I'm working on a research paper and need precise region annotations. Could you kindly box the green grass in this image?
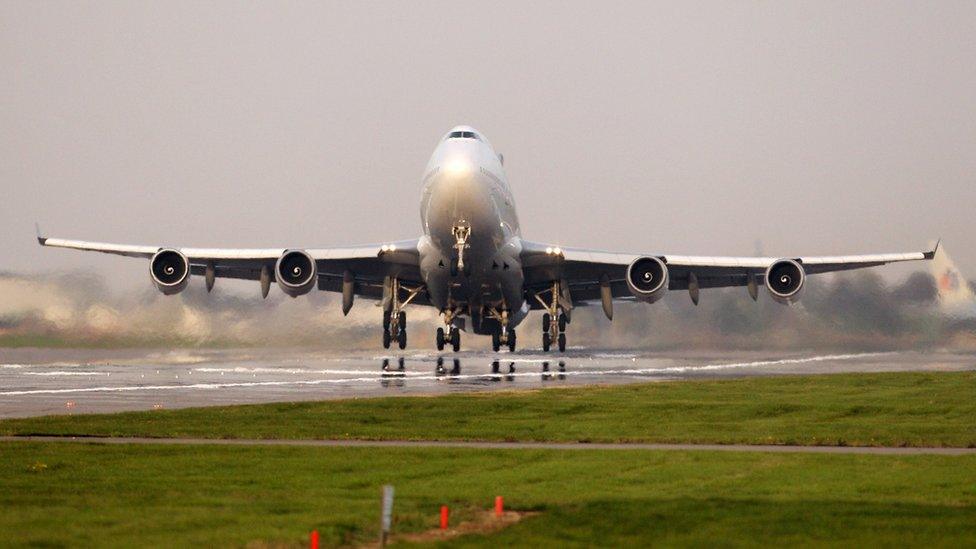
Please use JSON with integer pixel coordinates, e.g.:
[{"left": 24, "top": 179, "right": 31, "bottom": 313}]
[
  {"left": 4, "top": 372, "right": 976, "bottom": 447},
  {"left": 1, "top": 441, "right": 975, "bottom": 547}
]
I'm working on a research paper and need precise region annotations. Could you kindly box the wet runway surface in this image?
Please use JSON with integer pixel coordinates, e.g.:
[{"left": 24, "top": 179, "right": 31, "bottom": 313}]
[{"left": 1, "top": 348, "right": 973, "bottom": 418}]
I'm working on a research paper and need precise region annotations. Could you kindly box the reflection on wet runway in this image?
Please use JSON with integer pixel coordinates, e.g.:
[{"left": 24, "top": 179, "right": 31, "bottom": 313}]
[{"left": 0, "top": 349, "right": 973, "bottom": 418}]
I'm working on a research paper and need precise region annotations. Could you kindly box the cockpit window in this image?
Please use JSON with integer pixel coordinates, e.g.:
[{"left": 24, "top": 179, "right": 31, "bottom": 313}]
[{"left": 447, "top": 131, "right": 480, "bottom": 141}]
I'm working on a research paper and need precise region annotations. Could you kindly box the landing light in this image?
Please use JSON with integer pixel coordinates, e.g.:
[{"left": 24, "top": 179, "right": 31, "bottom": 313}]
[{"left": 445, "top": 157, "right": 473, "bottom": 174}]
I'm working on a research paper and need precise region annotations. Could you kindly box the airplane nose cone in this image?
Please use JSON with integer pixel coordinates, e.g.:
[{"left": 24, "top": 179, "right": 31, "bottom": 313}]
[{"left": 444, "top": 155, "right": 475, "bottom": 175}]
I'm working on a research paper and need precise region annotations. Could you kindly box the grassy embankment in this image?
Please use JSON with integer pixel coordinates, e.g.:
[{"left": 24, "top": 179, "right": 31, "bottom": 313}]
[{"left": 1, "top": 442, "right": 975, "bottom": 547}]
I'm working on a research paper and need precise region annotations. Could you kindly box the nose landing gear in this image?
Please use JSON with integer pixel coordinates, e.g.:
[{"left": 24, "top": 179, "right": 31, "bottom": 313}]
[{"left": 451, "top": 223, "right": 471, "bottom": 277}]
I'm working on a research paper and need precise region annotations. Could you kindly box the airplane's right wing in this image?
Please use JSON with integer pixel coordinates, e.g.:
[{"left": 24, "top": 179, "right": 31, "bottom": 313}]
[{"left": 38, "top": 233, "right": 427, "bottom": 307}]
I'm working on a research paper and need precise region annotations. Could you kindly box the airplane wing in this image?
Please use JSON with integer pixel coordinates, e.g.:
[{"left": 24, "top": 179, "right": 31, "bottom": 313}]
[
  {"left": 37, "top": 233, "right": 425, "bottom": 305},
  {"left": 520, "top": 239, "right": 938, "bottom": 310}
]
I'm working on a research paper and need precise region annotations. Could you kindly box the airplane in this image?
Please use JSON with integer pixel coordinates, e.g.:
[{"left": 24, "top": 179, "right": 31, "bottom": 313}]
[
  {"left": 37, "top": 125, "right": 938, "bottom": 352},
  {"left": 928, "top": 243, "right": 976, "bottom": 317}
]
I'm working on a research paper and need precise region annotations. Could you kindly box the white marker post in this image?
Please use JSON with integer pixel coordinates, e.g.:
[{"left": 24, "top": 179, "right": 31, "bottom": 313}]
[{"left": 380, "top": 485, "right": 394, "bottom": 546}]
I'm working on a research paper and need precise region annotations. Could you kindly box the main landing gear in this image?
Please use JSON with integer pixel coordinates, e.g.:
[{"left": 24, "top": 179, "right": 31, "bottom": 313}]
[
  {"left": 486, "top": 307, "right": 516, "bottom": 353},
  {"left": 435, "top": 309, "right": 461, "bottom": 352},
  {"left": 534, "top": 281, "right": 569, "bottom": 352},
  {"left": 382, "top": 277, "right": 424, "bottom": 350}
]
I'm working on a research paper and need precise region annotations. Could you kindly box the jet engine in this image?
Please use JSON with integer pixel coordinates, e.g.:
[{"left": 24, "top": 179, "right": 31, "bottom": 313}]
[
  {"left": 275, "top": 249, "right": 317, "bottom": 297},
  {"left": 765, "top": 258, "right": 805, "bottom": 304},
  {"left": 150, "top": 248, "right": 190, "bottom": 295},
  {"left": 626, "top": 256, "right": 669, "bottom": 303}
]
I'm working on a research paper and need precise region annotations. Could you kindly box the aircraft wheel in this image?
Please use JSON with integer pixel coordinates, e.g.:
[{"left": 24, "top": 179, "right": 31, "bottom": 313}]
[
  {"left": 382, "top": 329, "right": 391, "bottom": 349},
  {"left": 542, "top": 332, "right": 551, "bottom": 352},
  {"left": 507, "top": 330, "right": 516, "bottom": 352},
  {"left": 491, "top": 330, "right": 501, "bottom": 352},
  {"left": 451, "top": 328, "right": 461, "bottom": 352},
  {"left": 383, "top": 311, "right": 391, "bottom": 332},
  {"left": 397, "top": 328, "right": 407, "bottom": 350},
  {"left": 398, "top": 311, "right": 406, "bottom": 330},
  {"left": 436, "top": 328, "right": 445, "bottom": 351},
  {"left": 542, "top": 313, "right": 551, "bottom": 332},
  {"left": 558, "top": 313, "right": 567, "bottom": 332},
  {"left": 557, "top": 332, "right": 566, "bottom": 352}
]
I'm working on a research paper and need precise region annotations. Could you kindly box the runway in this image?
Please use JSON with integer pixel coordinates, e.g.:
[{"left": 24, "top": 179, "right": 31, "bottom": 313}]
[
  {"left": 1, "top": 348, "right": 973, "bottom": 418},
  {"left": 4, "top": 435, "right": 975, "bottom": 455}
]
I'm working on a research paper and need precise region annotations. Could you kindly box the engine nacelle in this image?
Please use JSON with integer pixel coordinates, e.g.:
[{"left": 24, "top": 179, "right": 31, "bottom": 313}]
[
  {"left": 626, "top": 256, "right": 669, "bottom": 303},
  {"left": 150, "top": 248, "right": 190, "bottom": 295},
  {"left": 765, "top": 258, "right": 805, "bottom": 304},
  {"left": 275, "top": 249, "right": 317, "bottom": 297}
]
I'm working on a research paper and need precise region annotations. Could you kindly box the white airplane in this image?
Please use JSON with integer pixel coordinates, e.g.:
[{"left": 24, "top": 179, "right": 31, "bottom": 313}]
[
  {"left": 928, "top": 243, "right": 976, "bottom": 317},
  {"left": 38, "top": 125, "right": 937, "bottom": 352}
]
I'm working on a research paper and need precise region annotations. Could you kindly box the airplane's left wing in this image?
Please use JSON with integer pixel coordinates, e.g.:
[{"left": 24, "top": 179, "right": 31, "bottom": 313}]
[
  {"left": 520, "top": 239, "right": 938, "bottom": 310},
  {"left": 38, "top": 233, "right": 425, "bottom": 305}
]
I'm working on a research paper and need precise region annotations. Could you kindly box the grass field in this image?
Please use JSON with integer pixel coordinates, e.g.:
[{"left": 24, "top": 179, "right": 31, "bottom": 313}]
[
  {"left": 3, "top": 371, "right": 975, "bottom": 447},
  {"left": 1, "top": 441, "right": 975, "bottom": 547}
]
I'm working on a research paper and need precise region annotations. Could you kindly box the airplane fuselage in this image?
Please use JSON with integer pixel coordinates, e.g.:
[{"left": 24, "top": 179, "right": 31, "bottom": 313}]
[{"left": 418, "top": 126, "right": 527, "bottom": 333}]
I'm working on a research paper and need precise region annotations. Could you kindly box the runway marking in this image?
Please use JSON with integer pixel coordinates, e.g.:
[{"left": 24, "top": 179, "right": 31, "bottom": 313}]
[
  {"left": 2, "top": 435, "right": 973, "bottom": 455},
  {"left": 0, "top": 353, "right": 890, "bottom": 396},
  {"left": 21, "top": 371, "right": 109, "bottom": 377}
]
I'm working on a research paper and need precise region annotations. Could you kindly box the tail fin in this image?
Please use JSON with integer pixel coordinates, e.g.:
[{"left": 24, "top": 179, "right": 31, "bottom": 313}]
[{"left": 928, "top": 242, "right": 975, "bottom": 307}]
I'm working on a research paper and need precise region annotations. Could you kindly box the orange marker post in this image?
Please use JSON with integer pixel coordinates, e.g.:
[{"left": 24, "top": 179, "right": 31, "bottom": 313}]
[
  {"left": 440, "top": 506, "right": 449, "bottom": 530},
  {"left": 495, "top": 496, "right": 504, "bottom": 517},
  {"left": 310, "top": 530, "right": 319, "bottom": 549}
]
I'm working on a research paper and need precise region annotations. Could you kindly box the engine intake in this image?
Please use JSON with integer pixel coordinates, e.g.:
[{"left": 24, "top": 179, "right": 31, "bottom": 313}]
[
  {"left": 626, "top": 256, "right": 669, "bottom": 303},
  {"left": 765, "top": 258, "right": 805, "bottom": 304},
  {"left": 150, "top": 248, "right": 190, "bottom": 295},
  {"left": 275, "top": 249, "right": 317, "bottom": 297}
]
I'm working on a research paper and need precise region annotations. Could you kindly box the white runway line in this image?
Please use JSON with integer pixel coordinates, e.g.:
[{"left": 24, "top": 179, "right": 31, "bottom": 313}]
[
  {"left": 0, "top": 353, "right": 889, "bottom": 396},
  {"left": 19, "top": 371, "right": 110, "bottom": 376}
]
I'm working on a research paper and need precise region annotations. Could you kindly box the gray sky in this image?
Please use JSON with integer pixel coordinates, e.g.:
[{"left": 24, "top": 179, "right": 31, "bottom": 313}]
[{"left": 2, "top": 1, "right": 975, "bottom": 289}]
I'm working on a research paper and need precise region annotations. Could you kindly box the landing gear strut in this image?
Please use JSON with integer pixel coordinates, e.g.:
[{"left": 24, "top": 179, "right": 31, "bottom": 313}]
[
  {"left": 535, "top": 281, "right": 569, "bottom": 352},
  {"left": 451, "top": 222, "right": 471, "bottom": 277},
  {"left": 382, "top": 277, "right": 424, "bottom": 350},
  {"left": 436, "top": 309, "right": 461, "bottom": 352},
  {"left": 486, "top": 306, "right": 516, "bottom": 352}
]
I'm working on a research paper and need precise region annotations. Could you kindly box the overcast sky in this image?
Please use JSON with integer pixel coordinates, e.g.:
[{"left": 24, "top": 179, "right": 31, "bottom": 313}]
[{"left": 2, "top": 1, "right": 974, "bottom": 289}]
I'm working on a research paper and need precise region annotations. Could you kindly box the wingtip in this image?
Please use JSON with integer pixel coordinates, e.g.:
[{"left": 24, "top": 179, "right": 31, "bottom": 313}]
[
  {"left": 923, "top": 239, "right": 941, "bottom": 260},
  {"left": 35, "top": 223, "right": 47, "bottom": 246}
]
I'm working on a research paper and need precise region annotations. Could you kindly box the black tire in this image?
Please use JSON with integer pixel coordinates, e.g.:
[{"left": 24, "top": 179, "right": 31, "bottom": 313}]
[
  {"left": 507, "top": 330, "right": 516, "bottom": 352},
  {"left": 449, "top": 258, "right": 458, "bottom": 277},
  {"left": 398, "top": 311, "right": 406, "bottom": 330},
  {"left": 383, "top": 312, "right": 391, "bottom": 332},
  {"left": 542, "top": 332, "right": 551, "bottom": 352},
  {"left": 491, "top": 331, "right": 501, "bottom": 352},
  {"left": 436, "top": 328, "right": 445, "bottom": 351},
  {"left": 558, "top": 313, "right": 567, "bottom": 332},
  {"left": 557, "top": 332, "right": 566, "bottom": 352},
  {"left": 451, "top": 328, "right": 460, "bottom": 352},
  {"left": 382, "top": 330, "right": 391, "bottom": 349},
  {"left": 398, "top": 328, "right": 407, "bottom": 350},
  {"left": 542, "top": 313, "right": 551, "bottom": 332}
]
